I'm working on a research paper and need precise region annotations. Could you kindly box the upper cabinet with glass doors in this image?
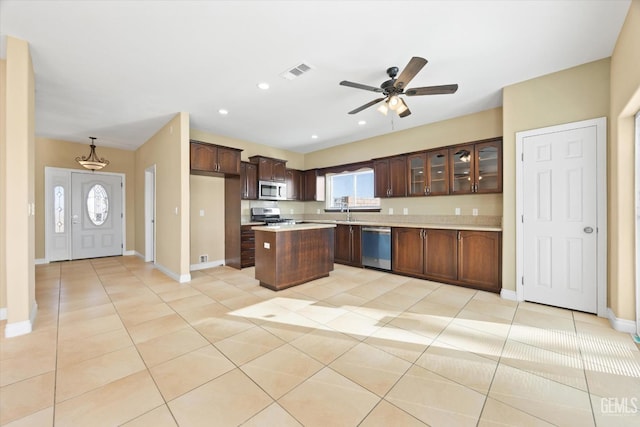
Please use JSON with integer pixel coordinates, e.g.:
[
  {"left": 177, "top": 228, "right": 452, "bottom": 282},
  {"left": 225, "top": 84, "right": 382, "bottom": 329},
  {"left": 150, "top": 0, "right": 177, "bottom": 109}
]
[
  {"left": 407, "top": 149, "right": 449, "bottom": 196},
  {"left": 450, "top": 138, "right": 502, "bottom": 194}
]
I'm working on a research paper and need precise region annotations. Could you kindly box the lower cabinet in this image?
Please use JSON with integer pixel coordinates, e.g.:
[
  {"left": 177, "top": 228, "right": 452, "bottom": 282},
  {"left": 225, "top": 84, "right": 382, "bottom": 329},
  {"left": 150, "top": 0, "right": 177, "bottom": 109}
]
[
  {"left": 240, "top": 225, "right": 256, "bottom": 268},
  {"left": 392, "top": 227, "right": 501, "bottom": 292},
  {"left": 334, "top": 224, "right": 362, "bottom": 267}
]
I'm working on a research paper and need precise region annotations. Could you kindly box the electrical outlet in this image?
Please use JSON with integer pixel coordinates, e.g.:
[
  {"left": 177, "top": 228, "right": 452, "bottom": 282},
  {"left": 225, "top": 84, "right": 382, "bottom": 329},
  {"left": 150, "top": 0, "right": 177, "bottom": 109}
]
[
  {"left": 403, "top": 208, "right": 408, "bottom": 215},
  {"left": 472, "top": 208, "right": 478, "bottom": 216},
  {"left": 200, "top": 209, "right": 205, "bottom": 217},
  {"left": 388, "top": 208, "right": 394, "bottom": 215},
  {"left": 264, "top": 242, "right": 270, "bottom": 249},
  {"left": 199, "top": 254, "right": 208, "bottom": 263},
  {"left": 316, "top": 209, "right": 320, "bottom": 214},
  {"left": 289, "top": 209, "right": 294, "bottom": 214},
  {"left": 455, "top": 208, "right": 461, "bottom": 215}
]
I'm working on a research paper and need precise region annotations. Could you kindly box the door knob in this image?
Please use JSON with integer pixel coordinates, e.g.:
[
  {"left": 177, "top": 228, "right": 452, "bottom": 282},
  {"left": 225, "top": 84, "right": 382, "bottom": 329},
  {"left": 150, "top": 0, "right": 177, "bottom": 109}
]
[{"left": 583, "top": 226, "right": 594, "bottom": 234}]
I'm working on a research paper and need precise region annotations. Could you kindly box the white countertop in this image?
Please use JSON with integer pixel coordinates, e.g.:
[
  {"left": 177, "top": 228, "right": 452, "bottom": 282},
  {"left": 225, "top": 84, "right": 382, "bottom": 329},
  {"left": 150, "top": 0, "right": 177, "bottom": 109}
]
[
  {"left": 304, "top": 219, "right": 502, "bottom": 232},
  {"left": 252, "top": 223, "right": 337, "bottom": 232}
]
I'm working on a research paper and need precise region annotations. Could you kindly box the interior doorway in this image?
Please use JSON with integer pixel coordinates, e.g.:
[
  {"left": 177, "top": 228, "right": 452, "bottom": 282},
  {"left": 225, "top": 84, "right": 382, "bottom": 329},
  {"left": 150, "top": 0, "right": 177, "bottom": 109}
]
[
  {"left": 45, "top": 167, "right": 124, "bottom": 261},
  {"left": 516, "top": 117, "right": 607, "bottom": 316}
]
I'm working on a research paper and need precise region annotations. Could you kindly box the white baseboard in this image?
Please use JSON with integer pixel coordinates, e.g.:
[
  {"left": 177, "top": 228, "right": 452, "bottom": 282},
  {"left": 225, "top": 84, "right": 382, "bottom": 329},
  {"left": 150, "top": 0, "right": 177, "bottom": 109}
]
[
  {"left": 134, "top": 251, "right": 145, "bottom": 259},
  {"left": 4, "top": 301, "right": 37, "bottom": 338},
  {"left": 0, "top": 307, "right": 6, "bottom": 321},
  {"left": 500, "top": 289, "right": 518, "bottom": 301},
  {"left": 154, "top": 262, "right": 191, "bottom": 284},
  {"left": 123, "top": 250, "right": 135, "bottom": 256},
  {"left": 607, "top": 308, "right": 637, "bottom": 334},
  {"left": 34, "top": 258, "right": 48, "bottom": 265},
  {"left": 190, "top": 259, "right": 225, "bottom": 271}
]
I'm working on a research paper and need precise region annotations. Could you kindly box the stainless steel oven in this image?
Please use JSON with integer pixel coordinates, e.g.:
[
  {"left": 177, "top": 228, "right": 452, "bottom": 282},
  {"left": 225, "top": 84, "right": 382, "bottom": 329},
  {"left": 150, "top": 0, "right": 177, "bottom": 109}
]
[
  {"left": 361, "top": 226, "right": 391, "bottom": 270},
  {"left": 258, "top": 181, "right": 287, "bottom": 200}
]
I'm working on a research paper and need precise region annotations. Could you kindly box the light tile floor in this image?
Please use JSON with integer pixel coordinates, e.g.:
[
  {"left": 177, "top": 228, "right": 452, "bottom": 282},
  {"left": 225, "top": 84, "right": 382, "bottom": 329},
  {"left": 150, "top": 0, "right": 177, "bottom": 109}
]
[{"left": 1, "top": 256, "right": 639, "bottom": 426}]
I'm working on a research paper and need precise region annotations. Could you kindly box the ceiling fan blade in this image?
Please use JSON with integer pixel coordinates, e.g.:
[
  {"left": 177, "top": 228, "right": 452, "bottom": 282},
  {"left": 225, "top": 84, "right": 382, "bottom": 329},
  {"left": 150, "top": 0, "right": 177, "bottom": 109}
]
[
  {"left": 405, "top": 84, "right": 459, "bottom": 96},
  {"left": 398, "top": 98, "right": 411, "bottom": 118},
  {"left": 399, "top": 107, "right": 412, "bottom": 118},
  {"left": 348, "top": 97, "right": 386, "bottom": 114},
  {"left": 394, "top": 57, "right": 428, "bottom": 90},
  {"left": 340, "top": 80, "right": 384, "bottom": 93}
]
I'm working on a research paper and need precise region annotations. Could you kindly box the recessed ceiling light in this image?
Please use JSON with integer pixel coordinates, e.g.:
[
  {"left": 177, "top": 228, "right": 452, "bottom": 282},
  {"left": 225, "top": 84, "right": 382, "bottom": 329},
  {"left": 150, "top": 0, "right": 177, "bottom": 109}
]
[
  {"left": 311, "top": 134, "right": 318, "bottom": 139},
  {"left": 218, "top": 109, "right": 229, "bottom": 115},
  {"left": 257, "top": 82, "right": 270, "bottom": 90},
  {"left": 358, "top": 120, "right": 367, "bottom": 126}
]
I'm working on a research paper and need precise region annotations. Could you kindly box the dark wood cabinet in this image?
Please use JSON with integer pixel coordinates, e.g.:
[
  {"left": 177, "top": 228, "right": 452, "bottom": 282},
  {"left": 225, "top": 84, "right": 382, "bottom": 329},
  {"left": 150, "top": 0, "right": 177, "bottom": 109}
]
[
  {"left": 249, "top": 155, "right": 287, "bottom": 182},
  {"left": 240, "top": 162, "right": 258, "bottom": 200},
  {"left": 458, "top": 230, "right": 501, "bottom": 291},
  {"left": 334, "top": 224, "right": 362, "bottom": 267},
  {"left": 407, "top": 149, "right": 449, "bottom": 196},
  {"left": 425, "top": 229, "right": 458, "bottom": 281},
  {"left": 392, "top": 227, "right": 425, "bottom": 275},
  {"left": 392, "top": 228, "right": 457, "bottom": 280},
  {"left": 374, "top": 155, "right": 406, "bottom": 198},
  {"left": 303, "top": 169, "right": 324, "bottom": 201},
  {"left": 285, "top": 168, "right": 303, "bottom": 200},
  {"left": 392, "top": 227, "right": 500, "bottom": 292},
  {"left": 450, "top": 137, "right": 502, "bottom": 195},
  {"left": 240, "top": 225, "right": 256, "bottom": 268},
  {"left": 190, "top": 141, "right": 241, "bottom": 175}
]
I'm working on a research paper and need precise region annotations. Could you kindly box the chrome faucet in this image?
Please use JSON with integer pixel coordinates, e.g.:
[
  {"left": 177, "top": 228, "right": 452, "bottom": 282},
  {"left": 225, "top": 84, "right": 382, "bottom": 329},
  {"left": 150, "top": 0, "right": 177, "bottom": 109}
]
[{"left": 341, "top": 196, "right": 351, "bottom": 222}]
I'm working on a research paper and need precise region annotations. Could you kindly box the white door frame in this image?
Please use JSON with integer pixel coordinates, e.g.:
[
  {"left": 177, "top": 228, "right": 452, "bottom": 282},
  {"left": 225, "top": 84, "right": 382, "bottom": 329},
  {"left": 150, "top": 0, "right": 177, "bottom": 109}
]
[
  {"left": 144, "top": 165, "right": 156, "bottom": 263},
  {"left": 634, "top": 110, "right": 640, "bottom": 338},
  {"left": 44, "top": 167, "right": 127, "bottom": 262},
  {"left": 515, "top": 117, "right": 607, "bottom": 317}
]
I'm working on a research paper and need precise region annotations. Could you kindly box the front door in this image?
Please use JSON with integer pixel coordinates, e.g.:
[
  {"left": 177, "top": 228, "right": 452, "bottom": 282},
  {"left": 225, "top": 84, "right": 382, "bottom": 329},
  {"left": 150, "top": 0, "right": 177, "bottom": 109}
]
[
  {"left": 45, "top": 168, "right": 123, "bottom": 261},
  {"left": 522, "top": 124, "right": 598, "bottom": 313},
  {"left": 71, "top": 172, "right": 123, "bottom": 259}
]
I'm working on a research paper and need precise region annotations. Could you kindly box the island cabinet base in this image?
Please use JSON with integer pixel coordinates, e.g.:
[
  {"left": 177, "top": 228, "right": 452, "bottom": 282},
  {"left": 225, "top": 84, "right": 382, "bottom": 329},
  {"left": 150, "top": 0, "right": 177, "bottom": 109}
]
[{"left": 255, "top": 227, "right": 335, "bottom": 291}]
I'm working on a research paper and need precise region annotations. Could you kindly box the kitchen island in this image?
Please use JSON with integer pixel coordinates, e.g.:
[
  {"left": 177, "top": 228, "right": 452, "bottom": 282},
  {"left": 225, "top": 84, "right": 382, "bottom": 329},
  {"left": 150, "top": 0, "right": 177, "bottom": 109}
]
[{"left": 252, "top": 223, "right": 336, "bottom": 291}]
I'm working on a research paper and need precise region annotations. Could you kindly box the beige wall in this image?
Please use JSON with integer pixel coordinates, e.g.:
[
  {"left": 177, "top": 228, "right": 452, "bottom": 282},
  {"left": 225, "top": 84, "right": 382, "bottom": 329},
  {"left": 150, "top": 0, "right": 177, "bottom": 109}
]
[
  {"left": 135, "top": 113, "right": 190, "bottom": 279},
  {"left": 609, "top": 0, "right": 640, "bottom": 321},
  {"left": 502, "top": 59, "right": 611, "bottom": 293},
  {"left": 190, "top": 175, "right": 225, "bottom": 265},
  {"left": 1, "top": 59, "right": 6, "bottom": 311},
  {"left": 3, "top": 36, "right": 36, "bottom": 328},
  {"left": 34, "top": 138, "right": 136, "bottom": 259}
]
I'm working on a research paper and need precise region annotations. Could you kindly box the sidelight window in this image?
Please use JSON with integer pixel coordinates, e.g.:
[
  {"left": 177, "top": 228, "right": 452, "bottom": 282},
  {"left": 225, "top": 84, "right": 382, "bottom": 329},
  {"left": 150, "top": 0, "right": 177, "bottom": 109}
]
[{"left": 54, "top": 185, "right": 64, "bottom": 233}]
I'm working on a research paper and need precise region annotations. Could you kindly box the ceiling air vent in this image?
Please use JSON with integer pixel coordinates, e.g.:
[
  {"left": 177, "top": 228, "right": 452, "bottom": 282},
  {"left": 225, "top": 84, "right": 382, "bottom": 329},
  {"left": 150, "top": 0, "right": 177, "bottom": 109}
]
[{"left": 280, "top": 62, "right": 314, "bottom": 80}]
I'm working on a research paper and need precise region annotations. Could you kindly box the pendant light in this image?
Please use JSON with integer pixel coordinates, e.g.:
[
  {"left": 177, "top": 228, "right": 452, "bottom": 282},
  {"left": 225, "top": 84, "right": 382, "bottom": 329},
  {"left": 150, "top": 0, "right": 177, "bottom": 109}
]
[{"left": 76, "top": 137, "right": 109, "bottom": 171}]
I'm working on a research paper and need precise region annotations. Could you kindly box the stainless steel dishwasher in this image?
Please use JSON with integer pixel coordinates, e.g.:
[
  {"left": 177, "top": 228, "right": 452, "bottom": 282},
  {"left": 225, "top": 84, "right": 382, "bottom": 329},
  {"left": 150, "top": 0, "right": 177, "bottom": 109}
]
[{"left": 361, "top": 226, "right": 391, "bottom": 270}]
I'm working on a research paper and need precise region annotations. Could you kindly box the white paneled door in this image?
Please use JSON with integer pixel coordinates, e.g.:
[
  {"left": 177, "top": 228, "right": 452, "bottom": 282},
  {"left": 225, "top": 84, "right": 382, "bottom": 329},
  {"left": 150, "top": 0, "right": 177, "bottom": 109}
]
[
  {"left": 45, "top": 168, "right": 123, "bottom": 261},
  {"left": 522, "top": 125, "right": 598, "bottom": 313}
]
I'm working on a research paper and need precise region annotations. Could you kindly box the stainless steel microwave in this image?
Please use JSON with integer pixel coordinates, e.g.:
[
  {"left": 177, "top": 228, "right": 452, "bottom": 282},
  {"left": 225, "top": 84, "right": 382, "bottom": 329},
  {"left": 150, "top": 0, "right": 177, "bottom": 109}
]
[{"left": 258, "top": 180, "right": 287, "bottom": 200}]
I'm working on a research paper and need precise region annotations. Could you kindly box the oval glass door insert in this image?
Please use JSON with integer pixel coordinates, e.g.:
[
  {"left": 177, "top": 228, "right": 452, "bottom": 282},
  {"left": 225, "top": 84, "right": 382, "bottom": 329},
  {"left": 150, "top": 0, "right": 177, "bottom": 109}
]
[{"left": 87, "top": 184, "right": 109, "bottom": 225}]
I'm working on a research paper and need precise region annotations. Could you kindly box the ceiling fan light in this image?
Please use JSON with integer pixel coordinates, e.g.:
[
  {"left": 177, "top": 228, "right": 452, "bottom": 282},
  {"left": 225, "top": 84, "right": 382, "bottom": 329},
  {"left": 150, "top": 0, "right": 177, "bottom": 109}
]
[
  {"left": 388, "top": 95, "right": 400, "bottom": 110},
  {"left": 377, "top": 103, "right": 389, "bottom": 116}
]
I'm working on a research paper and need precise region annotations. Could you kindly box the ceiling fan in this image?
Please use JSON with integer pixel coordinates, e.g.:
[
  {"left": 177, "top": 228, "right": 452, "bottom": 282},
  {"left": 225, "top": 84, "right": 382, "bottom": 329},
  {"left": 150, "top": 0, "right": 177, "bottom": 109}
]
[{"left": 339, "top": 56, "right": 458, "bottom": 118}]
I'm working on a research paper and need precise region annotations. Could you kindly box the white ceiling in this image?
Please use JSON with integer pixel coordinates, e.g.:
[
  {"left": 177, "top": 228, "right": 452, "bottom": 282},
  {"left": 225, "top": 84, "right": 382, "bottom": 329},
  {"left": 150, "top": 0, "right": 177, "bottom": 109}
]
[{"left": 0, "top": 0, "right": 631, "bottom": 153}]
